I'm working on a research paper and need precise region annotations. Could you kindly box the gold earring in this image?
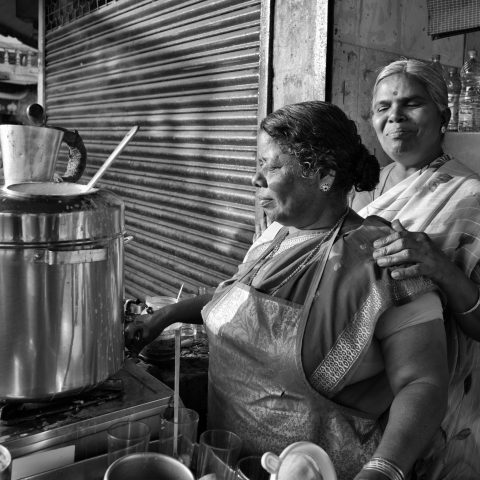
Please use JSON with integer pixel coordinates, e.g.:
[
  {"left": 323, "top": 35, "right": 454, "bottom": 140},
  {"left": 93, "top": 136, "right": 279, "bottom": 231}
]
[
  {"left": 320, "top": 183, "right": 331, "bottom": 192},
  {"left": 441, "top": 125, "right": 446, "bottom": 134}
]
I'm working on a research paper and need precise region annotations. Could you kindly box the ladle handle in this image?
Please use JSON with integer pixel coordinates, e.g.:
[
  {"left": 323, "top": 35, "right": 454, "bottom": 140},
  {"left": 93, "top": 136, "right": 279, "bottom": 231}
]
[{"left": 85, "top": 125, "right": 139, "bottom": 191}]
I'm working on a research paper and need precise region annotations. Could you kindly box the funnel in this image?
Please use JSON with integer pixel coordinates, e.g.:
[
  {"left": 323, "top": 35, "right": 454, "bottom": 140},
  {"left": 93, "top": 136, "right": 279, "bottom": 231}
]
[{"left": 0, "top": 124, "right": 64, "bottom": 187}]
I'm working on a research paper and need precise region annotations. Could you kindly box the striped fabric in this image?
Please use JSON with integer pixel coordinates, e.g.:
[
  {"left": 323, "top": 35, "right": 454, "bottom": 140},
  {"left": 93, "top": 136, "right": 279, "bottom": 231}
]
[{"left": 359, "top": 155, "right": 480, "bottom": 280}]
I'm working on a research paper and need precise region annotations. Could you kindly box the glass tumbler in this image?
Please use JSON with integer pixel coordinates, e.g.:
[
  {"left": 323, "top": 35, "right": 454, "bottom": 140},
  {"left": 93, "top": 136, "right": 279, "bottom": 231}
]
[
  {"left": 158, "top": 407, "right": 199, "bottom": 467},
  {"left": 107, "top": 420, "right": 150, "bottom": 466}
]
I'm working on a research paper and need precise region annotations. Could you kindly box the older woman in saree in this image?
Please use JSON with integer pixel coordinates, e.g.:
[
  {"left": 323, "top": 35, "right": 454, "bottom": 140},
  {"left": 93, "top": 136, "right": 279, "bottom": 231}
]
[
  {"left": 351, "top": 59, "right": 480, "bottom": 479},
  {"left": 129, "top": 101, "right": 448, "bottom": 480}
]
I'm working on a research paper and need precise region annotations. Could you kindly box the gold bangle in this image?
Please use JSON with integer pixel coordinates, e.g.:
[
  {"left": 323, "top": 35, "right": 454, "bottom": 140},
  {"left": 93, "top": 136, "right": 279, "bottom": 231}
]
[
  {"left": 454, "top": 287, "right": 480, "bottom": 316},
  {"left": 363, "top": 457, "right": 405, "bottom": 480}
]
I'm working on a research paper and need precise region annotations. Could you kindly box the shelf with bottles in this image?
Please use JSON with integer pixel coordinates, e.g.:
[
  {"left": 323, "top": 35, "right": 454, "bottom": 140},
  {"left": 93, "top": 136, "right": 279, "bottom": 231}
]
[{"left": 433, "top": 51, "right": 480, "bottom": 133}]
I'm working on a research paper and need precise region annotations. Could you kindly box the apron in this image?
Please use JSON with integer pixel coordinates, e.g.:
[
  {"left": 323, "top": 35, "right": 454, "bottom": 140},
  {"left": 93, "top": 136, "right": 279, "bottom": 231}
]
[{"left": 201, "top": 221, "right": 383, "bottom": 480}]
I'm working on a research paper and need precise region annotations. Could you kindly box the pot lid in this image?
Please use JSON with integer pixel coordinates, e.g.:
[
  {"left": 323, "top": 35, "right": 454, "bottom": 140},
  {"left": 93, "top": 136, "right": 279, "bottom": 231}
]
[
  {"left": 3, "top": 182, "right": 96, "bottom": 197},
  {"left": 0, "top": 182, "right": 124, "bottom": 245}
]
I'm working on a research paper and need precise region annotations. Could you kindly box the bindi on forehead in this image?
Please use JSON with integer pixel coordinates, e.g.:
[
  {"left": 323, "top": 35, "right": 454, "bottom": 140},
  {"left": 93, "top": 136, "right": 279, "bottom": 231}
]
[{"left": 392, "top": 90, "right": 399, "bottom": 96}]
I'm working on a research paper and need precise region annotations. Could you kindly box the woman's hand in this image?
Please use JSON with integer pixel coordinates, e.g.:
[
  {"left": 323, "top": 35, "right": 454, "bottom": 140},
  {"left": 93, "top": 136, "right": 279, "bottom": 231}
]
[
  {"left": 125, "top": 294, "right": 212, "bottom": 354},
  {"left": 124, "top": 309, "right": 168, "bottom": 354},
  {"left": 372, "top": 219, "right": 449, "bottom": 284}
]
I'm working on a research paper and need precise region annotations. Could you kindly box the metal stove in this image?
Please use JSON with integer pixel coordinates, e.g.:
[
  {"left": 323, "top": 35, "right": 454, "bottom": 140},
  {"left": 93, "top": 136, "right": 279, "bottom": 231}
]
[{"left": 0, "top": 359, "right": 173, "bottom": 464}]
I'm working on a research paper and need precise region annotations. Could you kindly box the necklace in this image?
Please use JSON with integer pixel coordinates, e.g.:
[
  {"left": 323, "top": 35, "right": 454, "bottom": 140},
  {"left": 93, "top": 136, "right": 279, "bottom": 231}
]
[{"left": 248, "top": 208, "right": 350, "bottom": 295}]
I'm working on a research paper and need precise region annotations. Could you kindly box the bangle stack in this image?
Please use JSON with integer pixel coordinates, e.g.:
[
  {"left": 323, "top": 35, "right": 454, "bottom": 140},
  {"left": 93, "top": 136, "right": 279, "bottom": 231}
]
[
  {"left": 454, "top": 286, "right": 480, "bottom": 316},
  {"left": 362, "top": 457, "right": 405, "bottom": 480}
]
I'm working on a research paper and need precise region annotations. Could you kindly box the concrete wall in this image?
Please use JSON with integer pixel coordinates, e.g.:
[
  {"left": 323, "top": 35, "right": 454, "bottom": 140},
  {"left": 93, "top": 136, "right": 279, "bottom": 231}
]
[
  {"left": 271, "top": 0, "right": 329, "bottom": 109},
  {"left": 269, "top": 0, "right": 474, "bottom": 166}
]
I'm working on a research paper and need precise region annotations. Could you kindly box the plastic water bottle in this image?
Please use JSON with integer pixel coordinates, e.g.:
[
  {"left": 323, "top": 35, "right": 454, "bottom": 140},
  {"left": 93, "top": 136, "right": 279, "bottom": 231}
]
[
  {"left": 431, "top": 54, "right": 447, "bottom": 82},
  {"left": 459, "top": 50, "right": 480, "bottom": 132},
  {"left": 446, "top": 66, "right": 461, "bottom": 132}
]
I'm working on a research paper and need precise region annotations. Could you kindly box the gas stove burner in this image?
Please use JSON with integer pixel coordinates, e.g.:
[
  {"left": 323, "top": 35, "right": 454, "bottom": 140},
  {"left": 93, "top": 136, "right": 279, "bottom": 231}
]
[{"left": 0, "top": 378, "right": 124, "bottom": 426}]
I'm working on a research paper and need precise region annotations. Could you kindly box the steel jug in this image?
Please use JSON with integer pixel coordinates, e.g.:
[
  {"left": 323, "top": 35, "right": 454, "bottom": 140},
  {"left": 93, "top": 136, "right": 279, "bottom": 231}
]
[
  {"left": 0, "top": 124, "right": 64, "bottom": 186},
  {"left": 0, "top": 104, "right": 87, "bottom": 186}
]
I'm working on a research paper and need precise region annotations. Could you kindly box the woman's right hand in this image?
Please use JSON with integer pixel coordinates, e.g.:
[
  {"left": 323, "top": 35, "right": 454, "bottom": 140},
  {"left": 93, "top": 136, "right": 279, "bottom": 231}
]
[
  {"left": 371, "top": 219, "right": 448, "bottom": 284},
  {"left": 125, "top": 293, "right": 212, "bottom": 354},
  {"left": 124, "top": 308, "right": 170, "bottom": 354}
]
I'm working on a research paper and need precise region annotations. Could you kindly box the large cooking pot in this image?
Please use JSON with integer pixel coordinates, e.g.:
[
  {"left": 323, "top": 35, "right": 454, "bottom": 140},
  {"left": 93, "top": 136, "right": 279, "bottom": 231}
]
[{"left": 0, "top": 182, "right": 125, "bottom": 401}]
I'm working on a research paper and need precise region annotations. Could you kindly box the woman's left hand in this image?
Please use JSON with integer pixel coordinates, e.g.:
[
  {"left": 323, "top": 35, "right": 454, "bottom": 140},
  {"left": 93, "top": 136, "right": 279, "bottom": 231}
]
[{"left": 372, "top": 219, "right": 449, "bottom": 284}]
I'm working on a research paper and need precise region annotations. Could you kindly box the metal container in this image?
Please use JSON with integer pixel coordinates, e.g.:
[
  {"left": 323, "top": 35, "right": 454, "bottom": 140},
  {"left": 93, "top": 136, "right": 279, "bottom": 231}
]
[
  {"left": 103, "top": 453, "right": 195, "bottom": 480},
  {"left": 0, "top": 125, "right": 64, "bottom": 186},
  {"left": 0, "top": 182, "right": 125, "bottom": 400}
]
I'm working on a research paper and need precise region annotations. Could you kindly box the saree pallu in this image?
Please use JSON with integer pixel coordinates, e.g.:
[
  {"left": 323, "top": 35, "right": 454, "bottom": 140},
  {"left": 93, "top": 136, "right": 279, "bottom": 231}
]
[
  {"left": 202, "top": 216, "right": 436, "bottom": 480},
  {"left": 357, "top": 156, "right": 480, "bottom": 479}
]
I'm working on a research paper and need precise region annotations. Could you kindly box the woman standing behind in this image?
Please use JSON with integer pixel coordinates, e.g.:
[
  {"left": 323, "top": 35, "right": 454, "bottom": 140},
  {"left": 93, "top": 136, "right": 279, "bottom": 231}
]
[{"left": 352, "top": 58, "right": 480, "bottom": 478}]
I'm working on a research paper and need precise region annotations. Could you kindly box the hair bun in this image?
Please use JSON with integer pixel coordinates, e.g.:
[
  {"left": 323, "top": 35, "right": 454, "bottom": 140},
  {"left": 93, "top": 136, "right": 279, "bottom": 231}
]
[{"left": 353, "top": 145, "right": 380, "bottom": 192}]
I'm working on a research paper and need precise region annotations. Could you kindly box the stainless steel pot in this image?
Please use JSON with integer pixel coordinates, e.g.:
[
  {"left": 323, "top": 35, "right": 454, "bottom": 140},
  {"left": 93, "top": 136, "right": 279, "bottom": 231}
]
[{"left": 0, "top": 182, "right": 125, "bottom": 401}]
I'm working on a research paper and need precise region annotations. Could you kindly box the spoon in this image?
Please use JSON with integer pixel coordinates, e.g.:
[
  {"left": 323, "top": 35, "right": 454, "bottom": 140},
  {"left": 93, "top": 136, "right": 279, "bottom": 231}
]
[{"left": 84, "top": 125, "right": 139, "bottom": 192}]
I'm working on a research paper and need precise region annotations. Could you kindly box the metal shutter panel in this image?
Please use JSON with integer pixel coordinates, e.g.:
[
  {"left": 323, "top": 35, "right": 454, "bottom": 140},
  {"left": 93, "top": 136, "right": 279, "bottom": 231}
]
[{"left": 45, "top": 0, "right": 263, "bottom": 299}]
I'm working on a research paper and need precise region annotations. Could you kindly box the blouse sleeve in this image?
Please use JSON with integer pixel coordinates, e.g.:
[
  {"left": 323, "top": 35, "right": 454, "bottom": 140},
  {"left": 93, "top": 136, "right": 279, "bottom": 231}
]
[{"left": 375, "top": 291, "right": 444, "bottom": 339}]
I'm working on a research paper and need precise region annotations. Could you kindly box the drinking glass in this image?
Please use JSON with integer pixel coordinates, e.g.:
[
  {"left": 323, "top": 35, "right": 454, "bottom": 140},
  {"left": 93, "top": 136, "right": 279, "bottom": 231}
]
[
  {"left": 235, "top": 456, "right": 270, "bottom": 480},
  {"left": 107, "top": 420, "right": 150, "bottom": 466},
  {"left": 197, "top": 429, "right": 242, "bottom": 478},
  {"left": 158, "top": 407, "right": 199, "bottom": 467},
  {"left": 197, "top": 444, "right": 237, "bottom": 480}
]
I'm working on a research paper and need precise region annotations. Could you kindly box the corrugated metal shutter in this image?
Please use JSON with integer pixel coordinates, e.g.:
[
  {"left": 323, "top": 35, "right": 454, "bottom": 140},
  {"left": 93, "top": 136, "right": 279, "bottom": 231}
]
[{"left": 44, "top": 0, "right": 264, "bottom": 299}]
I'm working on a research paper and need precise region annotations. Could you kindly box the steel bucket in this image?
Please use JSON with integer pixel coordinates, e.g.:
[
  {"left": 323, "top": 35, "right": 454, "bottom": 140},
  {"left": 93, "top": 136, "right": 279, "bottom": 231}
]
[{"left": 0, "top": 124, "right": 64, "bottom": 186}]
